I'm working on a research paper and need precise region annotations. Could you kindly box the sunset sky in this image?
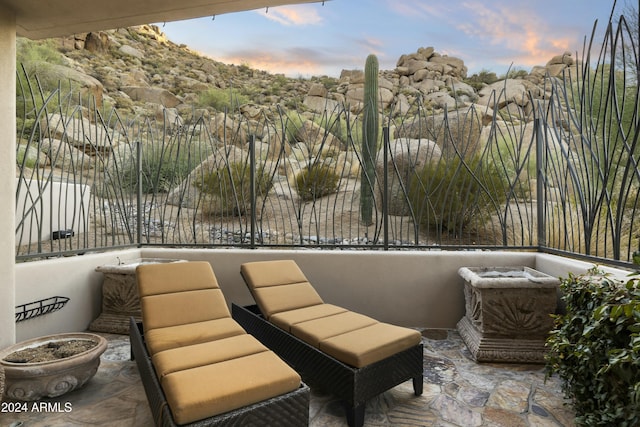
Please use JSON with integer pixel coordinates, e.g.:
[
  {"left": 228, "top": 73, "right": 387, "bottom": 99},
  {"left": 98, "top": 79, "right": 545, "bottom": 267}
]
[{"left": 158, "top": 0, "right": 619, "bottom": 78}]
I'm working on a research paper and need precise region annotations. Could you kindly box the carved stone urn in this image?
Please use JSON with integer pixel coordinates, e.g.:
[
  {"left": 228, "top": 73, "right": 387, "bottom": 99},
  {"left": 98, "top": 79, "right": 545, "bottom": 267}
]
[
  {"left": 456, "top": 266, "right": 560, "bottom": 363},
  {"left": 0, "top": 332, "right": 108, "bottom": 401},
  {"left": 90, "top": 258, "right": 184, "bottom": 334}
]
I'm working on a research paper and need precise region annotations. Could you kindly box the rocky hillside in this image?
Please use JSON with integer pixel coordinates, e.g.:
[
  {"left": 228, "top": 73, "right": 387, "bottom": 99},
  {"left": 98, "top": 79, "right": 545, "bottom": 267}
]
[
  {"left": 19, "top": 24, "right": 576, "bottom": 128},
  {"left": 15, "top": 25, "right": 584, "bottom": 248}
]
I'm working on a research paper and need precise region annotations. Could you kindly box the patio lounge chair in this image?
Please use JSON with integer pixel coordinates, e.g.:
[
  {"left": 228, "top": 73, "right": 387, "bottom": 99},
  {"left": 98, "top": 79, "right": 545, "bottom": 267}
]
[
  {"left": 232, "top": 259, "right": 423, "bottom": 427},
  {"left": 129, "top": 261, "right": 310, "bottom": 426}
]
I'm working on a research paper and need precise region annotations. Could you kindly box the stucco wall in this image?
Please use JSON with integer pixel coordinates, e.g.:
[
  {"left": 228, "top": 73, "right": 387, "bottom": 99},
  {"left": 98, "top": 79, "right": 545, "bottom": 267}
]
[
  {"left": 14, "top": 249, "right": 141, "bottom": 341},
  {"left": 0, "top": 6, "right": 16, "bottom": 348},
  {"left": 13, "top": 248, "right": 634, "bottom": 342}
]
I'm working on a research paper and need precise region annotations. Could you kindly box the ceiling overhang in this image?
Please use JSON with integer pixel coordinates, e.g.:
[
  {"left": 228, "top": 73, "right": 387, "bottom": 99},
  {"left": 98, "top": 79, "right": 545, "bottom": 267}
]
[{"left": 1, "top": 0, "right": 326, "bottom": 39}]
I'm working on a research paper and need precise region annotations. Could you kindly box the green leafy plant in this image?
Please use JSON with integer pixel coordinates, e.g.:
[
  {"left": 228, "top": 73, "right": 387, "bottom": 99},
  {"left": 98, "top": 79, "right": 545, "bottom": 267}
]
[
  {"left": 407, "top": 154, "right": 508, "bottom": 233},
  {"left": 295, "top": 164, "right": 340, "bottom": 201},
  {"left": 546, "top": 267, "right": 640, "bottom": 427},
  {"left": 197, "top": 87, "right": 249, "bottom": 111},
  {"left": 195, "top": 162, "right": 273, "bottom": 215},
  {"left": 117, "top": 141, "right": 206, "bottom": 194},
  {"left": 284, "top": 112, "right": 305, "bottom": 144},
  {"left": 463, "top": 69, "right": 499, "bottom": 91}
]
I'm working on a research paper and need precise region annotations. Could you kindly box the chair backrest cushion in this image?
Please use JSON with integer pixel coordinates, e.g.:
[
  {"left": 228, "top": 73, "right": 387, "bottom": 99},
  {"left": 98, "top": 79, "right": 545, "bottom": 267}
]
[
  {"left": 240, "top": 260, "right": 324, "bottom": 319},
  {"left": 136, "top": 261, "right": 231, "bottom": 330}
]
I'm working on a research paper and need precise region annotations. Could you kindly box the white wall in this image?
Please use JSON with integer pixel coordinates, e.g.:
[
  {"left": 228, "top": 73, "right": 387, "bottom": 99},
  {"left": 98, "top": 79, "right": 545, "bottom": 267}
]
[
  {"left": 13, "top": 248, "right": 634, "bottom": 341},
  {"left": 141, "top": 248, "right": 539, "bottom": 327},
  {"left": 0, "top": 6, "right": 17, "bottom": 348},
  {"left": 14, "top": 249, "right": 141, "bottom": 341},
  {"left": 15, "top": 178, "right": 91, "bottom": 243}
]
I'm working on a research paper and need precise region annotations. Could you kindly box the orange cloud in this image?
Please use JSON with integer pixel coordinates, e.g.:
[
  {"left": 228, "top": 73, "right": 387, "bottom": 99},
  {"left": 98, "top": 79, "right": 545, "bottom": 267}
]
[
  {"left": 390, "top": 0, "right": 577, "bottom": 69},
  {"left": 255, "top": 5, "right": 323, "bottom": 26},
  {"left": 220, "top": 53, "right": 326, "bottom": 77},
  {"left": 458, "top": 2, "right": 573, "bottom": 67}
]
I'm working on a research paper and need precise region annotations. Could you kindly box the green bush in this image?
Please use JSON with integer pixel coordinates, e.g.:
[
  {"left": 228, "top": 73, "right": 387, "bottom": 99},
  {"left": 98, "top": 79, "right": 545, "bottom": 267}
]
[
  {"left": 295, "top": 164, "right": 340, "bottom": 201},
  {"left": 407, "top": 155, "right": 508, "bottom": 232},
  {"left": 16, "top": 143, "right": 40, "bottom": 169},
  {"left": 463, "top": 69, "right": 499, "bottom": 91},
  {"left": 546, "top": 267, "right": 640, "bottom": 427},
  {"left": 197, "top": 87, "right": 249, "bottom": 111},
  {"left": 195, "top": 162, "right": 273, "bottom": 215}
]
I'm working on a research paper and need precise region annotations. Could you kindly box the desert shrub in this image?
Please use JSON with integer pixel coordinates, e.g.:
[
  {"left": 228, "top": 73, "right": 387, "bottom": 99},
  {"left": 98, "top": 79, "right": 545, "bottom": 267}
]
[
  {"left": 502, "top": 68, "right": 528, "bottom": 79},
  {"left": 16, "top": 143, "right": 40, "bottom": 169},
  {"left": 284, "top": 113, "right": 304, "bottom": 143},
  {"left": 17, "top": 38, "right": 63, "bottom": 65},
  {"left": 463, "top": 69, "right": 499, "bottom": 91},
  {"left": 197, "top": 87, "right": 249, "bottom": 112},
  {"left": 118, "top": 142, "right": 204, "bottom": 194},
  {"left": 407, "top": 154, "right": 508, "bottom": 233},
  {"left": 195, "top": 162, "right": 273, "bottom": 215},
  {"left": 295, "top": 164, "right": 340, "bottom": 201},
  {"left": 546, "top": 268, "right": 640, "bottom": 427}
]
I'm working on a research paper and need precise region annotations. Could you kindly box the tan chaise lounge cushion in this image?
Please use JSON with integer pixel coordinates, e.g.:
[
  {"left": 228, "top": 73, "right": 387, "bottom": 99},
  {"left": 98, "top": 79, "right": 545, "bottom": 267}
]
[
  {"left": 320, "top": 323, "right": 423, "bottom": 368},
  {"left": 240, "top": 260, "right": 422, "bottom": 368},
  {"left": 151, "top": 333, "right": 267, "bottom": 378},
  {"left": 137, "top": 261, "right": 236, "bottom": 355},
  {"left": 136, "top": 261, "right": 302, "bottom": 425},
  {"left": 161, "top": 350, "right": 301, "bottom": 425}
]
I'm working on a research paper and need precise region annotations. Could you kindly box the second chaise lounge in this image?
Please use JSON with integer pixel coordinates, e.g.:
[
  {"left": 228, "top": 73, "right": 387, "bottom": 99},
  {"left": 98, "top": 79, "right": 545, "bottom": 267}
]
[{"left": 232, "top": 259, "right": 424, "bottom": 427}]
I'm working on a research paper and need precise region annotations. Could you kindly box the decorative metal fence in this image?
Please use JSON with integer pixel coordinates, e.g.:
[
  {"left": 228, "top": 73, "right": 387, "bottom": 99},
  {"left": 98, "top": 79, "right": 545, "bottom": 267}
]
[{"left": 15, "top": 20, "right": 639, "bottom": 266}]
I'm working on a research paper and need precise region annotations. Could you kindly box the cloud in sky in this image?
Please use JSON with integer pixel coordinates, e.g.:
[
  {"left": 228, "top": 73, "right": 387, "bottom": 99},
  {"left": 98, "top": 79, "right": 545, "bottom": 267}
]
[
  {"left": 255, "top": 5, "right": 323, "bottom": 26},
  {"left": 161, "top": 0, "right": 615, "bottom": 78},
  {"left": 390, "top": 0, "right": 588, "bottom": 69}
]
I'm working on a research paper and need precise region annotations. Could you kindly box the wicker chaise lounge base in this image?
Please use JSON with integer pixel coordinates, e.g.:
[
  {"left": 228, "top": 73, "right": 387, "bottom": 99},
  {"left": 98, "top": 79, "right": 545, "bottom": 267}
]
[
  {"left": 130, "top": 318, "right": 310, "bottom": 427},
  {"left": 234, "top": 260, "right": 424, "bottom": 427},
  {"left": 232, "top": 305, "right": 423, "bottom": 427}
]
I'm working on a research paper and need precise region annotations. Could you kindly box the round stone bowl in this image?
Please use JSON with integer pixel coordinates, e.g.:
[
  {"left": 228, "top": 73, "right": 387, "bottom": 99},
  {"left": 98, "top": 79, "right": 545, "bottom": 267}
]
[{"left": 0, "top": 332, "right": 108, "bottom": 401}]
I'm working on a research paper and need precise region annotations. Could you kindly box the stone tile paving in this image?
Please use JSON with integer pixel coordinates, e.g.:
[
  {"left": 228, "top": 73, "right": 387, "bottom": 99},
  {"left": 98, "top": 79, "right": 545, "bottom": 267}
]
[{"left": 0, "top": 330, "right": 575, "bottom": 426}]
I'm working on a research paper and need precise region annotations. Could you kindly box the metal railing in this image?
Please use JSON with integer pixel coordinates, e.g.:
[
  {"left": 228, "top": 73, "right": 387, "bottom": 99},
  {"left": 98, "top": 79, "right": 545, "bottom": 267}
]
[{"left": 14, "top": 19, "right": 639, "bottom": 266}]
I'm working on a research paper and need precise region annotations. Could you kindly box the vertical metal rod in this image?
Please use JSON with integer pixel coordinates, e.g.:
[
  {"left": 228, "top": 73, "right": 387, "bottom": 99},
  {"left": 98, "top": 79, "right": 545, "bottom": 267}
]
[
  {"left": 535, "top": 117, "right": 546, "bottom": 248},
  {"left": 249, "top": 135, "right": 256, "bottom": 248},
  {"left": 136, "top": 140, "right": 143, "bottom": 247},
  {"left": 383, "top": 126, "right": 389, "bottom": 250}
]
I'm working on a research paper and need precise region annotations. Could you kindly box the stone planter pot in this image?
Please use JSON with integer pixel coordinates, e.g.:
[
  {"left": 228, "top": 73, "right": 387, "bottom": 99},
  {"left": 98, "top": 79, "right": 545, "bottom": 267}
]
[
  {"left": 456, "top": 266, "right": 560, "bottom": 363},
  {"left": 0, "top": 332, "right": 108, "bottom": 401},
  {"left": 90, "top": 258, "right": 184, "bottom": 334}
]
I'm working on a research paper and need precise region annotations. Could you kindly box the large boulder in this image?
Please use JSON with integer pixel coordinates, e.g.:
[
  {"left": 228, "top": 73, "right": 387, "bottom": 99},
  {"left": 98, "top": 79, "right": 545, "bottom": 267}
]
[
  {"left": 35, "top": 64, "right": 104, "bottom": 107},
  {"left": 394, "top": 106, "right": 486, "bottom": 160},
  {"left": 40, "top": 138, "right": 94, "bottom": 171},
  {"left": 210, "top": 112, "right": 248, "bottom": 147},
  {"left": 41, "top": 113, "right": 126, "bottom": 155},
  {"left": 121, "top": 86, "right": 181, "bottom": 108},
  {"left": 477, "top": 79, "right": 528, "bottom": 109}
]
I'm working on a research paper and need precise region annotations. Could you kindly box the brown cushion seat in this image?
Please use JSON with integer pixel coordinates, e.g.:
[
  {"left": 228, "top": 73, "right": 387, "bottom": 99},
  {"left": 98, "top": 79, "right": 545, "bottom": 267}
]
[
  {"left": 145, "top": 317, "right": 246, "bottom": 355},
  {"left": 270, "top": 303, "right": 347, "bottom": 332},
  {"left": 240, "top": 260, "right": 422, "bottom": 368},
  {"left": 290, "top": 311, "right": 377, "bottom": 347},
  {"left": 319, "top": 323, "right": 422, "bottom": 368},
  {"left": 152, "top": 334, "right": 269, "bottom": 379},
  {"left": 161, "top": 351, "right": 302, "bottom": 425}
]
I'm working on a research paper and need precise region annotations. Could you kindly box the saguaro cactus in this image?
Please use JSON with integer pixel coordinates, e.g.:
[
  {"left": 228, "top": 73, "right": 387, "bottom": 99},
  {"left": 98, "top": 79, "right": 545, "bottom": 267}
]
[{"left": 360, "top": 54, "right": 379, "bottom": 226}]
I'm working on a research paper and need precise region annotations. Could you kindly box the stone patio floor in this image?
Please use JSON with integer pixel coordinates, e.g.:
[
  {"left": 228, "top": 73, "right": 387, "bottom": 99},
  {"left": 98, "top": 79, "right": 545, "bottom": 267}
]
[{"left": 0, "top": 329, "right": 575, "bottom": 427}]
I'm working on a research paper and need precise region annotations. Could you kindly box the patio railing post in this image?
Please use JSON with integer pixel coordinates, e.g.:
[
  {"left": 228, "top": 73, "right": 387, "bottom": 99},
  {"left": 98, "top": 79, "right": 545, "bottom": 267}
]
[
  {"left": 136, "top": 139, "right": 142, "bottom": 247},
  {"left": 383, "top": 126, "right": 389, "bottom": 250},
  {"left": 535, "top": 116, "right": 546, "bottom": 249},
  {"left": 249, "top": 135, "right": 256, "bottom": 249}
]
